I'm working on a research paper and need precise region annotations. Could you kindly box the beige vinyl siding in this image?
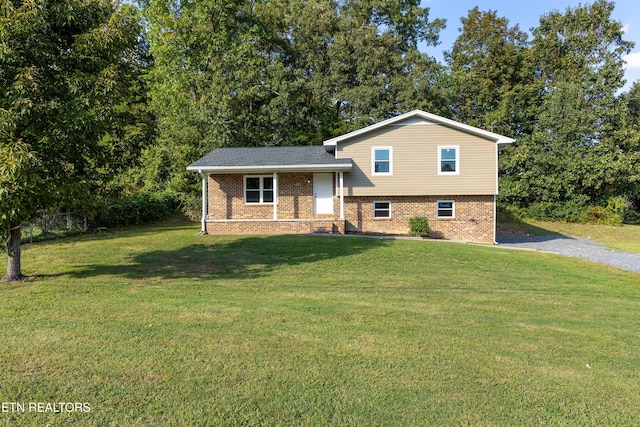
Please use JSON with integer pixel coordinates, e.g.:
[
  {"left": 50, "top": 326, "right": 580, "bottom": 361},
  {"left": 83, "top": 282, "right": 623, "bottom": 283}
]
[{"left": 337, "top": 122, "right": 498, "bottom": 196}]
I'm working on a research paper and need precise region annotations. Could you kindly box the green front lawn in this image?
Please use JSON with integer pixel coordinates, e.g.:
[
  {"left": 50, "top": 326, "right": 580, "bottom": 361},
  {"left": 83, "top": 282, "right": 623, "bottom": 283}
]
[{"left": 1, "top": 220, "right": 639, "bottom": 425}]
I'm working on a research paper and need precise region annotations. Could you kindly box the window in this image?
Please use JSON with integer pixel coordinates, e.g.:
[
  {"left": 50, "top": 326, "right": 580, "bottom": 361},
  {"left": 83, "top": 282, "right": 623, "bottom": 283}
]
[
  {"left": 437, "top": 200, "right": 454, "bottom": 218},
  {"left": 372, "top": 147, "right": 392, "bottom": 175},
  {"left": 373, "top": 201, "right": 391, "bottom": 218},
  {"left": 245, "top": 176, "right": 274, "bottom": 204},
  {"left": 438, "top": 146, "right": 459, "bottom": 174}
]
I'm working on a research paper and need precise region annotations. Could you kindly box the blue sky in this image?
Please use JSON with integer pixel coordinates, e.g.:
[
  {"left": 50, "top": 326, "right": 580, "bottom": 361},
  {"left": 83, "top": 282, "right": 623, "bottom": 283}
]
[{"left": 421, "top": 0, "right": 640, "bottom": 91}]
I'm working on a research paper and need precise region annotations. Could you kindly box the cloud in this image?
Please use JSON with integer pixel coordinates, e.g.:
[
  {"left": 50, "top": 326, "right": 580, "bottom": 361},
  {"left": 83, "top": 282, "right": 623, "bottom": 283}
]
[
  {"left": 623, "top": 52, "right": 640, "bottom": 70},
  {"left": 621, "top": 23, "right": 631, "bottom": 34}
]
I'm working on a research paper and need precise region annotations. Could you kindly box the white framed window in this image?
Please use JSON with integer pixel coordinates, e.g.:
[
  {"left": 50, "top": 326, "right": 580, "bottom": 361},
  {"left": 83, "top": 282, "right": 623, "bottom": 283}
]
[
  {"left": 373, "top": 201, "right": 391, "bottom": 218},
  {"left": 437, "top": 200, "right": 454, "bottom": 218},
  {"left": 244, "top": 175, "right": 274, "bottom": 204},
  {"left": 372, "top": 147, "right": 393, "bottom": 176},
  {"left": 438, "top": 146, "right": 459, "bottom": 175}
]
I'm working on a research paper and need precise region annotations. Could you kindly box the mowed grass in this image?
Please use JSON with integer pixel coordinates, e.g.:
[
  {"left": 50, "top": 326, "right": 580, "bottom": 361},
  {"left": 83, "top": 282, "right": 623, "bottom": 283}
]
[{"left": 1, "top": 220, "right": 639, "bottom": 426}]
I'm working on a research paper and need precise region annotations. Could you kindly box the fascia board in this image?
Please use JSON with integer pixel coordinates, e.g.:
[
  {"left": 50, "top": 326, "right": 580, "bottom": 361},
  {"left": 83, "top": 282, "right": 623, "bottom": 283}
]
[{"left": 186, "top": 164, "right": 352, "bottom": 173}]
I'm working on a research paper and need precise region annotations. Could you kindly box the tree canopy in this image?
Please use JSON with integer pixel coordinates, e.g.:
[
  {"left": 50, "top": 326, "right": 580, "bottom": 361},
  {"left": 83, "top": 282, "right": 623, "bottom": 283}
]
[
  {"left": 0, "top": 0, "right": 143, "bottom": 280},
  {"left": 498, "top": 0, "right": 638, "bottom": 221}
]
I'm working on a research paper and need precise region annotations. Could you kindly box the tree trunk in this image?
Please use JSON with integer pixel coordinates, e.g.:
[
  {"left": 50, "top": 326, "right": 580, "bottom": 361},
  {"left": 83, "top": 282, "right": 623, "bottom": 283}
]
[{"left": 5, "top": 223, "right": 23, "bottom": 281}]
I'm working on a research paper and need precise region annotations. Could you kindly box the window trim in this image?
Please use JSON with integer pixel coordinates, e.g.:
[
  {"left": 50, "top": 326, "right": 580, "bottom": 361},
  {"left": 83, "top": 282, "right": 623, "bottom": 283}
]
[
  {"left": 438, "top": 146, "right": 459, "bottom": 175},
  {"left": 372, "top": 147, "right": 393, "bottom": 176},
  {"left": 373, "top": 201, "right": 391, "bottom": 219},
  {"left": 244, "top": 175, "right": 274, "bottom": 205},
  {"left": 437, "top": 200, "right": 455, "bottom": 218}
]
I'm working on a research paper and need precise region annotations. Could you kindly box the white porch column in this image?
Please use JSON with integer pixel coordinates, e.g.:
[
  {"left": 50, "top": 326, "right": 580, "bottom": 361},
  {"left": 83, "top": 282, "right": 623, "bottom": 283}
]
[
  {"left": 273, "top": 172, "right": 278, "bottom": 220},
  {"left": 200, "top": 171, "right": 208, "bottom": 234},
  {"left": 339, "top": 171, "right": 345, "bottom": 219}
]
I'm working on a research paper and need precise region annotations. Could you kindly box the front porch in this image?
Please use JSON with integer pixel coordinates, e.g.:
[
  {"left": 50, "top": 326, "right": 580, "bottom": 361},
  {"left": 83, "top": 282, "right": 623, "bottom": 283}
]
[
  {"left": 186, "top": 146, "right": 352, "bottom": 235},
  {"left": 201, "top": 171, "right": 349, "bottom": 235}
]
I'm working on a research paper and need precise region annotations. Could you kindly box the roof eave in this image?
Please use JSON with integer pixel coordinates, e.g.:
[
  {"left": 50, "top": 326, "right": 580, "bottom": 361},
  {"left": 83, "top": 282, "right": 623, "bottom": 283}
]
[{"left": 186, "top": 163, "right": 352, "bottom": 174}]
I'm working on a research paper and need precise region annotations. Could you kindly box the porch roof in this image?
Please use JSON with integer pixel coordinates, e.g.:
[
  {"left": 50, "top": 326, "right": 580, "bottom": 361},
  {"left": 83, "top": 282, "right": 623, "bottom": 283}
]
[{"left": 187, "top": 146, "right": 352, "bottom": 174}]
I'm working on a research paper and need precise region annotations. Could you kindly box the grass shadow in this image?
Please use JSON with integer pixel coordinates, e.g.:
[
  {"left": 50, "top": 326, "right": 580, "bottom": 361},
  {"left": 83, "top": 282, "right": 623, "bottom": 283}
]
[
  {"left": 65, "top": 234, "right": 390, "bottom": 281},
  {"left": 496, "top": 210, "right": 563, "bottom": 240}
]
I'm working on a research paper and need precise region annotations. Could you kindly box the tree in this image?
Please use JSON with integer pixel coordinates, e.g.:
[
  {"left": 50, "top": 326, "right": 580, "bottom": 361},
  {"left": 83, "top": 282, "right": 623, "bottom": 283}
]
[
  {"left": 499, "top": 0, "right": 635, "bottom": 219},
  {"left": 0, "top": 0, "right": 142, "bottom": 281},
  {"left": 615, "top": 81, "right": 640, "bottom": 213},
  {"left": 445, "top": 7, "right": 532, "bottom": 137}
]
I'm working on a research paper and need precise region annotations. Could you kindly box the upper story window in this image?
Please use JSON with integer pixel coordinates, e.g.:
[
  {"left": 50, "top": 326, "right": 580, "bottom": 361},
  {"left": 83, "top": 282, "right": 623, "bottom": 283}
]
[
  {"left": 372, "top": 147, "right": 392, "bottom": 176},
  {"left": 245, "top": 176, "right": 273, "bottom": 204},
  {"left": 438, "top": 146, "right": 459, "bottom": 175}
]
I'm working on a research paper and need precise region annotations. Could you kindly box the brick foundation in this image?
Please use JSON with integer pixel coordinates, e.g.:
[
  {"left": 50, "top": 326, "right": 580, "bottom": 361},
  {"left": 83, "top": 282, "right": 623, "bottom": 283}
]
[{"left": 205, "top": 220, "right": 345, "bottom": 235}]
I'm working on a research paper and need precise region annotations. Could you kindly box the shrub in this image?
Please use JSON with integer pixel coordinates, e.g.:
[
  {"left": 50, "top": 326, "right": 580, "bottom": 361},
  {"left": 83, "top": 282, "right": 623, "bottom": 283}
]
[
  {"left": 176, "top": 192, "right": 202, "bottom": 221},
  {"left": 95, "top": 192, "right": 179, "bottom": 228},
  {"left": 408, "top": 216, "right": 429, "bottom": 238},
  {"left": 605, "top": 196, "right": 627, "bottom": 216},
  {"left": 624, "top": 209, "right": 640, "bottom": 225},
  {"left": 524, "top": 199, "right": 590, "bottom": 222},
  {"left": 577, "top": 206, "right": 622, "bottom": 226}
]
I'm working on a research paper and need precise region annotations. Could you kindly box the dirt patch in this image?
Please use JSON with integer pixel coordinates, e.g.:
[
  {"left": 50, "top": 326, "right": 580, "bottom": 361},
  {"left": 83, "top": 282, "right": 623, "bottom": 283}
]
[{"left": 496, "top": 223, "right": 531, "bottom": 239}]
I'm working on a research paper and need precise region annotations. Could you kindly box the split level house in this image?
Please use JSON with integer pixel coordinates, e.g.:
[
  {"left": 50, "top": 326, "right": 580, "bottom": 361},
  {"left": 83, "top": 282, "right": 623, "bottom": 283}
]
[{"left": 187, "top": 110, "right": 515, "bottom": 244}]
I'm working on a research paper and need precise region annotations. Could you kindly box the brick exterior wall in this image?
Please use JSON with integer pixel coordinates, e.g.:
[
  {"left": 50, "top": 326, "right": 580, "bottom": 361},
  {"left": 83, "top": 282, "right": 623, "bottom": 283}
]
[
  {"left": 343, "top": 195, "right": 495, "bottom": 243},
  {"left": 209, "top": 172, "right": 325, "bottom": 220},
  {"left": 207, "top": 174, "right": 495, "bottom": 243}
]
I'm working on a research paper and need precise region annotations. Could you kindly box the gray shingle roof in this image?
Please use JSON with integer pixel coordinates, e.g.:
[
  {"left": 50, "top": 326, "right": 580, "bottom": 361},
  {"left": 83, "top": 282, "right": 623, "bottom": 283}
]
[{"left": 187, "top": 146, "right": 352, "bottom": 172}]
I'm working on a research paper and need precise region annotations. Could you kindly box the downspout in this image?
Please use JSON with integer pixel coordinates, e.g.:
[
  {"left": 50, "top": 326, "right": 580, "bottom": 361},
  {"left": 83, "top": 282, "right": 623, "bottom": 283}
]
[
  {"left": 493, "top": 194, "right": 497, "bottom": 245},
  {"left": 494, "top": 145, "right": 499, "bottom": 244},
  {"left": 200, "top": 170, "right": 208, "bottom": 235}
]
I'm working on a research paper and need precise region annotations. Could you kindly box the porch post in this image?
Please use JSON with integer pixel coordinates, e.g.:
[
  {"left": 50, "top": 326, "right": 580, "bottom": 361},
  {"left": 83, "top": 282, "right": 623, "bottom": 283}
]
[
  {"left": 339, "top": 171, "right": 345, "bottom": 219},
  {"left": 273, "top": 172, "right": 278, "bottom": 220},
  {"left": 200, "top": 171, "right": 208, "bottom": 234}
]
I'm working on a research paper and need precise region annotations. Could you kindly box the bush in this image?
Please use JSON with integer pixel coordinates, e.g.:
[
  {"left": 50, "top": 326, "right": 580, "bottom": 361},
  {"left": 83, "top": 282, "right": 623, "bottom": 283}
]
[
  {"left": 525, "top": 200, "right": 587, "bottom": 222},
  {"left": 95, "top": 192, "right": 179, "bottom": 228},
  {"left": 577, "top": 206, "right": 623, "bottom": 226},
  {"left": 408, "top": 216, "right": 429, "bottom": 238},
  {"left": 605, "top": 196, "right": 627, "bottom": 216},
  {"left": 176, "top": 192, "right": 202, "bottom": 221},
  {"left": 504, "top": 197, "right": 626, "bottom": 226},
  {"left": 624, "top": 209, "right": 640, "bottom": 225}
]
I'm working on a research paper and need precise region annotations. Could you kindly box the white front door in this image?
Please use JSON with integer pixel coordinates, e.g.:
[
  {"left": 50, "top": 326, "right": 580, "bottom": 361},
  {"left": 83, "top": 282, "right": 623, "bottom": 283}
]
[{"left": 313, "top": 173, "right": 334, "bottom": 215}]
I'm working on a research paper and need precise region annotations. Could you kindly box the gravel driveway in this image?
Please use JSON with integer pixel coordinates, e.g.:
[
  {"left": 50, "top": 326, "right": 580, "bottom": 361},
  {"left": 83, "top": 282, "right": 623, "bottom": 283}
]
[{"left": 497, "top": 235, "right": 640, "bottom": 274}]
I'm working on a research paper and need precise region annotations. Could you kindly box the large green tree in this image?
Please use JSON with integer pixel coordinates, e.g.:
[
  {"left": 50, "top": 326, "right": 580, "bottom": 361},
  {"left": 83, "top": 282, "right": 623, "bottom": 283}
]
[
  {"left": 615, "top": 81, "right": 640, "bottom": 212},
  {"left": 499, "top": 0, "right": 635, "bottom": 218},
  {"left": 446, "top": 7, "right": 532, "bottom": 137},
  {"left": 0, "top": 0, "right": 142, "bottom": 281}
]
